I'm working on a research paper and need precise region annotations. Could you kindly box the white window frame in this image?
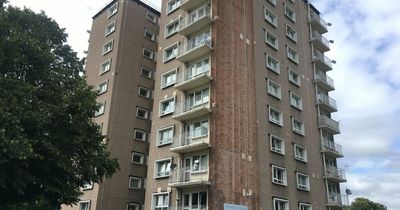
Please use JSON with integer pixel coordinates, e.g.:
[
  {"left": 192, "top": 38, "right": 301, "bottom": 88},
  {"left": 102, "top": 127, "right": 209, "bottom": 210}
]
[
  {"left": 266, "top": 54, "right": 280, "bottom": 74},
  {"left": 100, "top": 59, "right": 112, "bottom": 75},
  {"left": 97, "top": 80, "right": 108, "bottom": 95},
  {"left": 269, "top": 106, "right": 283, "bottom": 126},
  {"left": 126, "top": 203, "right": 140, "bottom": 210},
  {"left": 267, "top": 79, "right": 281, "bottom": 99},
  {"left": 165, "top": 19, "right": 180, "bottom": 38},
  {"left": 294, "top": 144, "right": 308, "bottom": 162},
  {"left": 105, "top": 21, "right": 116, "bottom": 36},
  {"left": 128, "top": 176, "right": 142, "bottom": 189},
  {"left": 296, "top": 172, "right": 310, "bottom": 191},
  {"left": 167, "top": 0, "right": 181, "bottom": 14},
  {"left": 102, "top": 39, "right": 114, "bottom": 55},
  {"left": 290, "top": 92, "right": 303, "bottom": 110},
  {"left": 287, "top": 46, "right": 299, "bottom": 64},
  {"left": 159, "top": 97, "right": 175, "bottom": 116},
  {"left": 143, "top": 47, "right": 154, "bottom": 60},
  {"left": 270, "top": 135, "right": 285, "bottom": 155},
  {"left": 146, "top": 10, "right": 157, "bottom": 23},
  {"left": 187, "top": 154, "right": 209, "bottom": 172},
  {"left": 152, "top": 192, "right": 169, "bottom": 210},
  {"left": 185, "top": 119, "right": 209, "bottom": 140},
  {"left": 264, "top": 8, "right": 277, "bottom": 27},
  {"left": 292, "top": 117, "right": 305, "bottom": 135},
  {"left": 82, "top": 181, "right": 93, "bottom": 190},
  {"left": 284, "top": 4, "right": 296, "bottom": 22},
  {"left": 157, "top": 126, "right": 174, "bottom": 146},
  {"left": 78, "top": 200, "right": 91, "bottom": 210},
  {"left": 299, "top": 203, "right": 312, "bottom": 210},
  {"left": 95, "top": 101, "right": 106, "bottom": 117},
  {"left": 163, "top": 42, "right": 179, "bottom": 62},
  {"left": 265, "top": 29, "right": 278, "bottom": 50},
  {"left": 161, "top": 68, "right": 177, "bottom": 89},
  {"left": 154, "top": 158, "right": 172, "bottom": 178},
  {"left": 268, "top": 0, "right": 276, "bottom": 6},
  {"left": 107, "top": 2, "right": 118, "bottom": 18},
  {"left": 144, "top": 28, "right": 155, "bottom": 41},
  {"left": 132, "top": 152, "right": 145, "bottom": 164},
  {"left": 286, "top": 24, "right": 298, "bottom": 42},
  {"left": 136, "top": 107, "right": 149, "bottom": 120},
  {"left": 288, "top": 67, "right": 301, "bottom": 86},
  {"left": 271, "top": 165, "right": 287, "bottom": 186},
  {"left": 134, "top": 129, "right": 147, "bottom": 141},
  {"left": 138, "top": 86, "right": 151, "bottom": 99},
  {"left": 140, "top": 65, "right": 153, "bottom": 79},
  {"left": 273, "top": 198, "right": 289, "bottom": 210}
]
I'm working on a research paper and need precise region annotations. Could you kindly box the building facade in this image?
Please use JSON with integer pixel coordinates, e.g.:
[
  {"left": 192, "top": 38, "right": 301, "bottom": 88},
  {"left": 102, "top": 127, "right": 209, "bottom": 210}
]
[
  {"left": 145, "top": 0, "right": 347, "bottom": 210},
  {"left": 62, "top": 1, "right": 159, "bottom": 210}
]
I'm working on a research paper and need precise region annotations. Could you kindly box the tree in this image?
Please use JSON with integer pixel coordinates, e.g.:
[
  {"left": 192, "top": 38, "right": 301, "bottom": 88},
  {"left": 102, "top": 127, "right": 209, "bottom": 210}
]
[
  {"left": 0, "top": 2, "right": 119, "bottom": 209},
  {"left": 350, "top": 197, "right": 388, "bottom": 210}
]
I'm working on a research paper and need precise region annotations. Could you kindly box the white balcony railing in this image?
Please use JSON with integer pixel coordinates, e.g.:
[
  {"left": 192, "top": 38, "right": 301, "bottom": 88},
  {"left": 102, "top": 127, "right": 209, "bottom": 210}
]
[
  {"left": 311, "top": 31, "right": 330, "bottom": 50},
  {"left": 176, "top": 36, "right": 213, "bottom": 63},
  {"left": 175, "top": 206, "right": 208, "bottom": 210},
  {"left": 318, "top": 115, "right": 340, "bottom": 134},
  {"left": 171, "top": 130, "right": 210, "bottom": 151},
  {"left": 309, "top": 10, "right": 328, "bottom": 33},
  {"left": 328, "top": 193, "right": 349, "bottom": 206},
  {"left": 180, "top": 5, "right": 211, "bottom": 29},
  {"left": 313, "top": 50, "right": 332, "bottom": 70},
  {"left": 322, "top": 142, "right": 343, "bottom": 157},
  {"left": 325, "top": 167, "right": 346, "bottom": 181},
  {"left": 169, "top": 167, "right": 210, "bottom": 187},
  {"left": 315, "top": 72, "right": 335, "bottom": 90},
  {"left": 317, "top": 94, "right": 337, "bottom": 111}
]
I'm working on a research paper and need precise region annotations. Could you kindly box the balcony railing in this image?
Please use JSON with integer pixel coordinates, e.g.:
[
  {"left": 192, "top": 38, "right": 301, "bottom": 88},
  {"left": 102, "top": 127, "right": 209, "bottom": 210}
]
[
  {"left": 309, "top": 10, "right": 328, "bottom": 33},
  {"left": 318, "top": 115, "right": 340, "bottom": 134},
  {"left": 312, "top": 50, "right": 332, "bottom": 71},
  {"left": 176, "top": 36, "right": 213, "bottom": 63},
  {"left": 171, "top": 131, "right": 210, "bottom": 153},
  {"left": 169, "top": 167, "right": 210, "bottom": 188},
  {"left": 179, "top": 5, "right": 212, "bottom": 36},
  {"left": 322, "top": 142, "right": 343, "bottom": 158},
  {"left": 180, "top": 0, "right": 208, "bottom": 11},
  {"left": 172, "top": 101, "right": 211, "bottom": 121},
  {"left": 175, "top": 70, "right": 212, "bottom": 91},
  {"left": 315, "top": 71, "right": 335, "bottom": 91},
  {"left": 327, "top": 193, "right": 349, "bottom": 207},
  {"left": 325, "top": 167, "right": 346, "bottom": 182},
  {"left": 311, "top": 31, "right": 330, "bottom": 52},
  {"left": 174, "top": 206, "right": 208, "bottom": 210},
  {"left": 317, "top": 94, "right": 337, "bottom": 112}
]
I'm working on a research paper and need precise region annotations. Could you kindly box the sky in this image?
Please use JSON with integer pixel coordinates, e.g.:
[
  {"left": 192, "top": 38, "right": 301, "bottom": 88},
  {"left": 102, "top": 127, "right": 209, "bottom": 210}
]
[{"left": 7, "top": 0, "right": 400, "bottom": 209}]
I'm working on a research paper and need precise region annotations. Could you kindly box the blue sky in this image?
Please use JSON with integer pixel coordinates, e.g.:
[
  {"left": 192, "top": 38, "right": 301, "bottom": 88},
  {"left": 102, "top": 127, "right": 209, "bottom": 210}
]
[{"left": 8, "top": 0, "right": 400, "bottom": 209}]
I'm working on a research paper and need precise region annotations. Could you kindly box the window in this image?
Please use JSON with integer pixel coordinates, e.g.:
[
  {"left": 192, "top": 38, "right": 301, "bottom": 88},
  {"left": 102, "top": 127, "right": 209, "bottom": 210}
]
[
  {"left": 185, "top": 119, "right": 209, "bottom": 139},
  {"left": 270, "top": 135, "right": 285, "bottom": 155},
  {"left": 269, "top": 106, "right": 283, "bottom": 126},
  {"left": 167, "top": 0, "right": 181, "bottom": 13},
  {"left": 136, "top": 107, "right": 149, "bottom": 119},
  {"left": 159, "top": 97, "right": 175, "bottom": 116},
  {"left": 153, "top": 193, "right": 169, "bottom": 210},
  {"left": 146, "top": 11, "right": 157, "bottom": 23},
  {"left": 95, "top": 101, "right": 106, "bottom": 117},
  {"left": 105, "top": 21, "right": 116, "bottom": 36},
  {"left": 161, "top": 68, "right": 177, "bottom": 88},
  {"left": 82, "top": 182, "right": 93, "bottom": 190},
  {"left": 143, "top": 47, "right": 154, "bottom": 60},
  {"left": 290, "top": 92, "right": 302, "bottom": 110},
  {"left": 182, "top": 191, "right": 207, "bottom": 210},
  {"left": 265, "top": 8, "right": 277, "bottom": 27},
  {"left": 132, "top": 152, "right": 145, "bottom": 164},
  {"left": 186, "top": 87, "right": 209, "bottom": 109},
  {"left": 299, "top": 203, "right": 312, "bottom": 210},
  {"left": 98, "top": 80, "right": 108, "bottom": 95},
  {"left": 102, "top": 40, "right": 114, "bottom": 55},
  {"left": 134, "top": 129, "right": 146, "bottom": 141},
  {"left": 294, "top": 144, "right": 307, "bottom": 162},
  {"left": 266, "top": 54, "right": 280, "bottom": 74},
  {"left": 267, "top": 79, "right": 281, "bottom": 99},
  {"left": 292, "top": 117, "right": 305, "bottom": 135},
  {"left": 272, "top": 165, "right": 287, "bottom": 185},
  {"left": 164, "top": 43, "right": 179, "bottom": 62},
  {"left": 144, "top": 28, "right": 155, "bottom": 41},
  {"left": 78, "top": 201, "right": 91, "bottom": 210},
  {"left": 155, "top": 159, "right": 171, "bottom": 178},
  {"left": 107, "top": 2, "right": 118, "bottom": 18},
  {"left": 138, "top": 86, "right": 151, "bottom": 98},
  {"left": 141, "top": 66, "right": 153, "bottom": 78},
  {"left": 189, "top": 154, "right": 208, "bottom": 172},
  {"left": 268, "top": 0, "right": 276, "bottom": 6},
  {"left": 126, "top": 203, "right": 140, "bottom": 210},
  {"left": 286, "top": 24, "right": 297, "bottom": 42},
  {"left": 100, "top": 59, "right": 112, "bottom": 75},
  {"left": 288, "top": 68, "right": 300, "bottom": 86},
  {"left": 157, "top": 126, "right": 174, "bottom": 146},
  {"left": 186, "top": 57, "right": 210, "bottom": 79},
  {"left": 273, "top": 198, "right": 289, "bottom": 210},
  {"left": 129, "top": 176, "right": 142, "bottom": 189},
  {"left": 265, "top": 30, "right": 278, "bottom": 50},
  {"left": 165, "top": 19, "right": 179, "bottom": 38},
  {"left": 284, "top": 4, "right": 296, "bottom": 22},
  {"left": 287, "top": 46, "right": 299, "bottom": 64},
  {"left": 296, "top": 173, "right": 310, "bottom": 191}
]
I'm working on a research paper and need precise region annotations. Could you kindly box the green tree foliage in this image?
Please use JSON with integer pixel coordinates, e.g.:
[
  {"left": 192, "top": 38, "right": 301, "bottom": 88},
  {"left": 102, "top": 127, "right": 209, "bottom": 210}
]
[
  {"left": 0, "top": 2, "right": 119, "bottom": 209},
  {"left": 350, "top": 197, "right": 388, "bottom": 210}
]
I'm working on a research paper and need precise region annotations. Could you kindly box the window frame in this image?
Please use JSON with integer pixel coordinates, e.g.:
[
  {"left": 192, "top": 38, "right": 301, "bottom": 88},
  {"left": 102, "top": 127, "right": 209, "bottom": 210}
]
[
  {"left": 273, "top": 198, "right": 289, "bottom": 210},
  {"left": 264, "top": 7, "right": 278, "bottom": 27},
  {"left": 290, "top": 91, "right": 303, "bottom": 110},
  {"left": 146, "top": 10, "right": 157, "bottom": 23},
  {"left": 267, "top": 79, "right": 282, "bottom": 99},
  {"left": 152, "top": 192, "right": 170, "bottom": 210},
  {"left": 265, "top": 29, "right": 279, "bottom": 50},
  {"left": 95, "top": 101, "right": 106, "bottom": 117},
  {"left": 82, "top": 181, "right": 93, "bottom": 190},
  {"left": 154, "top": 158, "right": 172, "bottom": 178},
  {"left": 105, "top": 20, "right": 116, "bottom": 37},
  {"left": 126, "top": 203, "right": 140, "bottom": 210},
  {"left": 100, "top": 59, "right": 112, "bottom": 75},
  {"left": 140, "top": 65, "right": 153, "bottom": 79},
  {"left": 163, "top": 42, "right": 179, "bottom": 63},
  {"left": 78, "top": 200, "right": 91, "bottom": 210},
  {"left": 268, "top": 0, "right": 276, "bottom": 6},
  {"left": 296, "top": 172, "right": 310, "bottom": 191},
  {"left": 157, "top": 125, "right": 174, "bottom": 146},
  {"left": 287, "top": 46, "right": 299, "bottom": 64},
  {"left": 161, "top": 68, "right": 177, "bottom": 89},
  {"left": 133, "top": 128, "right": 147, "bottom": 141},
  {"left": 292, "top": 117, "right": 305, "bottom": 135},
  {"left": 271, "top": 165, "right": 287, "bottom": 186},
  {"left": 266, "top": 54, "right": 280, "bottom": 74},
  {"left": 138, "top": 85, "right": 151, "bottom": 99},
  {"left": 143, "top": 47, "right": 155, "bottom": 60},
  {"left": 128, "top": 176, "right": 142, "bottom": 189},
  {"left": 294, "top": 144, "right": 308, "bottom": 162},
  {"left": 102, "top": 39, "right": 114, "bottom": 55},
  {"left": 270, "top": 135, "right": 285, "bottom": 155},
  {"left": 286, "top": 24, "right": 298, "bottom": 42},
  {"left": 299, "top": 203, "right": 312, "bottom": 210},
  {"left": 107, "top": 2, "right": 118, "bottom": 18},
  {"left": 132, "top": 152, "right": 145, "bottom": 165},
  {"left": 166, "top": 0, "right": 181, "bottom": 14},
  {"left": 159, "top": 97, "right": 175, "bottom": 116},
  {"left": 144, "top": 28, "right": 156, "bottom": 41},
  {"left": 288, "top": 67, "right": 301, "bottom": 86},
  {"left": 165, "top": 18, "right": 180, "bottom": 38},
  {"left": 136, "top": 106, "right": 149, "bottom": 120},
  {"left": 97, "top": 80, "right": 108, "bottom": 95},
  {"left": 284, "top": 4, "right": 296, "bottom": 22},
  {"left": 269, "top": 106, "right": 283, "bottom": 126}
]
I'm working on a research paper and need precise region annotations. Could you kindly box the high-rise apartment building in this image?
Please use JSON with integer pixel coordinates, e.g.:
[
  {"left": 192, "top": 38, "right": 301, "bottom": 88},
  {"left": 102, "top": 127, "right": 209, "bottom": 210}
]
[
  {"left": 62, "top": 1, "right": 160, "bottom": 210},
  {"left": 145, "top": 0, "right": 347, "bottom": 210}
]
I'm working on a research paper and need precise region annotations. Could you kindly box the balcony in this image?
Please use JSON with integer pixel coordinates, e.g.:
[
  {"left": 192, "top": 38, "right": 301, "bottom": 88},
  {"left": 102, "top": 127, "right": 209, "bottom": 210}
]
[
  {"left": 171, "top": 132, "right": 210, "bottom": 153},
  {"left": 172, "top": 102, "right": 211, "bottom": 121},
  {"left": 180, "top": 0, "right": 208, "bottom": 11},
  {"left": 327, "top": 193, "right": 349, "bottom": 207},
  {"left": 321, "top": 142, "right": 344, "bottom": 158},
  {"left": 324, "top": 167, "right": 346, "bottom": 182},
  {"left": 314, "top": 72, "right": 335, "bottom": 91},
  {"left": 169, "top": 168, "right": 210, "bottom": 188},
  {"left": 309, "top": 10, "right": 328, "bottom": 34},
  {"left": 311, "top": 31, "right": 330, "bottom": 52},
  {"left": 176, "top": 37, "right": 213, "bottom": 63},
  {"left": 318, "top": 115, "right": 340, "bottom": 134},
  {"left": 175, "top": 71, "right": 212, "bottom": 91},
  {"left": 174, "top": 206, "right": 208, "bottom": 210},
  {"left": 317, "top": 94, "right": 337, "bottom": 112},
  {"left": 312, "top": 50, "right": 332, "bottom": 71},
  {"left": 179, "top": 6, "right": 212, "bottom": 36}
]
